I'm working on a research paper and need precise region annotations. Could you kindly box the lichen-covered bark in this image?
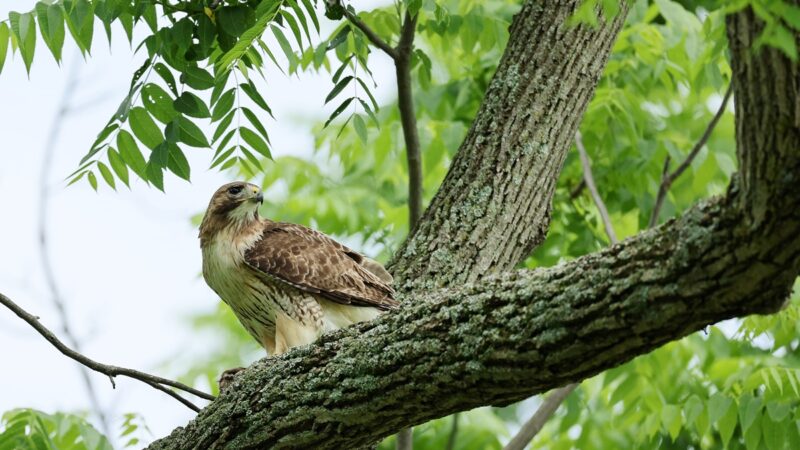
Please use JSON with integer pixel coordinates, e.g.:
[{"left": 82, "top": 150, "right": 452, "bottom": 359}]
[
  {"left": 149, "top": 196, "right": 799, "bottom": 450},
  {"left": 147, "top": 4, "right": 800, "bottom": 450},
  {"left": 390, "top": 0, "right": 628, "bottom": 290}
]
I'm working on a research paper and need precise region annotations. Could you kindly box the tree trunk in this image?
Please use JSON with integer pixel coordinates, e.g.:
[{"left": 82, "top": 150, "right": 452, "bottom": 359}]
[
  {"left": 389, "top": 0, "right": 628, "bottom": 291},
  {"left": 146, "top": 3, "right": 800, "bottom": 449}
]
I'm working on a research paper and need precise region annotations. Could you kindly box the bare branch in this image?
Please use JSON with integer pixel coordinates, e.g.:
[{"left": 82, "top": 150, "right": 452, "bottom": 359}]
[
  {"left": 569, "top": 179, "right": 586, "bottom": 199},
  {"left": 575, "top": 131, "right": 619, "bottom": 245},
  {"left": 503, "top": 384, "right": 577, "bottom": 450},
  {"left": 394, "top": 10, "right": 423, "bottom": 231},
  {"left": 0, "top": 292, "right": 215, "bottom": 410},
  {"left": 650, "top": 83, "right": 734, "bottom": 227},
  {"left": 343, "top": 8, "right": 397, "bottom": 60}
]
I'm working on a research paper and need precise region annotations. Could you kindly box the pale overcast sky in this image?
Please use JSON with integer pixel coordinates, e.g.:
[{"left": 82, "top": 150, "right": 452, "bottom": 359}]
[{"left": 0, "top": 0, "right": 392, "bottom": 445}]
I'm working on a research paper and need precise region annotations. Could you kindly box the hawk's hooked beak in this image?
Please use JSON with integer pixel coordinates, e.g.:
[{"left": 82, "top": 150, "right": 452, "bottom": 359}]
[{"left": 252, "top": 186, "right": 264, "bottom": 204}]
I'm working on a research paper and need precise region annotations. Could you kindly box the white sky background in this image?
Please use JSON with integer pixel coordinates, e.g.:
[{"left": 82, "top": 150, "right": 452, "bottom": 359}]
[{"left": 0, "top": 0, "right": 393, "bottom": 445}]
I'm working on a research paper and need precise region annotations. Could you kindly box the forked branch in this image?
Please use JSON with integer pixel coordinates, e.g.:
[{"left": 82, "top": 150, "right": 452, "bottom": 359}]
[{"left": 0, "top": 292, "right": 215, "bottom": 412}]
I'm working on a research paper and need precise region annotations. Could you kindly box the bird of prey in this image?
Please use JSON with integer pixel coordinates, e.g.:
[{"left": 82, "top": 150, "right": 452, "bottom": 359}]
[{"left": 199, "top": 181, "right": 398, "bottom": 356}]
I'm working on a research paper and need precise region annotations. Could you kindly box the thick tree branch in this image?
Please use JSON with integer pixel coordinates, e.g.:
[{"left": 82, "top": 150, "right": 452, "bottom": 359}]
[
  {"left": 649, "top": 82, "right": 734, "bottom": 227},
  {"left": 0, "top": 293, "right": 215, "bottom": 411},
  {"left": 148, "top": 194, "right": 800, "bottom": 448}
]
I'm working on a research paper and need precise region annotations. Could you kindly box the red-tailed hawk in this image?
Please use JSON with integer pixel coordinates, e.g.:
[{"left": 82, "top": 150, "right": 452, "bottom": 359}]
[{"left": 199, "top": 181, "right": 397, "bottom": 356}]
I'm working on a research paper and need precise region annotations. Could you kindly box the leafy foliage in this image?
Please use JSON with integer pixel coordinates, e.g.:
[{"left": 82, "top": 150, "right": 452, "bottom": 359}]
[{"left": 0, "top": 409, "right": 113, "bottom": 450}]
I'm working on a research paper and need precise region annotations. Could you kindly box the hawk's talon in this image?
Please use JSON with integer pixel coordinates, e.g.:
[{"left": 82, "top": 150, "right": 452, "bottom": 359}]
[{"left": 218, "top": 367, "right": 245, "bottom": 393}]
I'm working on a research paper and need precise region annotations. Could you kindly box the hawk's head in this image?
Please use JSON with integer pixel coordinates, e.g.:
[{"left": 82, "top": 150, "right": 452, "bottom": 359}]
[{"left": 199, "top": 181, "right": 263, "bottom": 243}]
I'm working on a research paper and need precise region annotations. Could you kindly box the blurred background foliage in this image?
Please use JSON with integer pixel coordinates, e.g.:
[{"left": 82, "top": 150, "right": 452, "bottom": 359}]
[{"left": 2, "top": 0, "right": 800, "bottom": 448}]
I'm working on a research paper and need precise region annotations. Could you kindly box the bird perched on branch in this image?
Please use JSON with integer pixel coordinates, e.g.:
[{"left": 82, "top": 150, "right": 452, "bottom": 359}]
[{"left": 199, "top": 181, "right": 397, "bottom": 367}]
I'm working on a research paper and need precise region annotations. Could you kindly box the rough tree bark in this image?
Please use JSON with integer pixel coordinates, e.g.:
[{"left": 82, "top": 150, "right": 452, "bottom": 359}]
[{"left": 147, "top": 2, "right": 800, "bottom": 449}]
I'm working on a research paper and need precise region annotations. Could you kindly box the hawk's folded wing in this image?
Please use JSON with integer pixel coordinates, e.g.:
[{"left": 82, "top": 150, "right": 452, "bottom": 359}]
[{"left": 243, "top": 221, "right": 398, "bottom": 310}]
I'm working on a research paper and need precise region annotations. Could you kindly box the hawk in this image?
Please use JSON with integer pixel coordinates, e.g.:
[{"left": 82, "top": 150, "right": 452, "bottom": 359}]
[{"left": 199, "top": 181, "right": 398, "bottom": 356}]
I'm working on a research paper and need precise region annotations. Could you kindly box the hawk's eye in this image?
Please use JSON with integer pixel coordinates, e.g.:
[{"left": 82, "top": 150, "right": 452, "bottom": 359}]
[{"left": 227, "top": 186, "right": 243, "bottom": 195}]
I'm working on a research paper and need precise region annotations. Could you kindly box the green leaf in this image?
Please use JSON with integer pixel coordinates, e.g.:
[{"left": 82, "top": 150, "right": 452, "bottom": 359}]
[
  {"left": 36, "top": 3, "right": 65, "bottom": 63},
  {"left": 145, "top": 162, "right": 164, "bottom": 191},
  {"left": 271, "top": 24, "right": 298, "bottom": 68},
  {"left": 217, "top": 6, "right": 255, "bottom": 39},
  {"left": 153, "top": 63, "right": 178, "bottom": 96},
  {"left": 280, "top": 11, "right": 304, "bottom": 50},
  {"left": 84, "top": 122, "right": 118, "bottom": 163},
  {"left": 762, "top": 413, "right": 785, "bottom": 450},
  {"left": 356, "top": 77, "right": 379, "bottom": 112},
  {"left": 324, "top": 97, "right": 354, "bottom": 127},
  {"left": 708, "top": 392, "right": 733, "bottom": 423},
  {"left": 212, "top": 89, "right": 236, "bottom": 122},
  {"left": 0, "top": 23, "right": 9, "bottom": 75},
  {"left": 353, "top": 114, "right": 367, "bottom": 143},
  {"left": 213, "top": 111, "right": 236, "bottom": 143},
  {"left": 286, "top": 0, "right": 312, "bottom": 43},
  {"left": 766, "top": 403, "right": 791, "bottom": 423},
  {"left": 117, "top": 130, "right": 147, "bottom": 180},
  {"left": 744, "top": 411, "right": 762, "bottom": 450},
  {"left": 717, "top": 399, "right": 738, "bottom": 449},
  {"left": 300, "top": 0, "right": 320, "bottom": 33},
  {"left": 196, "top": 14, "right": 216, "bottom": 58},
  {"left": 174, "top": 92, "right": 211, "bottom": 118},
  {"left": 241, "top": 82, "right": 273, "bottom": 117},
  {"left": 142, "top": 84, "right": 178, "bottom": 124},
  {"left": 87, "top": 170, "right": 98, "bottom": 190},
  {"left": 240, "top": 126, "right": 271, "bottom": 158},
  {"left": 167, "top": 144, "right": 191, "bottom": 180},
  {"left": 662, "top": 404, "right": 683, "bottom": 441},
  {"left": 63, "top": 0, "right": 94, "bottom": 55},
  {"left": 129, "top": 107, "right": 163, "bottom": 149},
  {"left": 9, "top": 11, "right": 37, "bottom": 75},
  {"left": 97, "top": 161, "right": 116, "bottom": 189},
  {"left": 739, "top": 395, "right": 762, "bottom": 435},
  {"left": 167, "top": 116, "right": 210, "bottom": 148},
  {"left": 327, "top": 25, "right": 350, "bottom": 50},
  {"left": 182, "top": 66, "right": 215, "bottom": 90},
  {"left": 107, "top": 148, "right": 130, "bottom": 187},
  {"left": 325, "top": 75, "right": 353, "bottom": 104},
  {"left": 216, "top": 128, "right": 237, "bottom": 153},
  {"left": 210, "top": 146, "right": 236, "bottom": 169},
  {"left": 241, "top": 107, "right": 270, "bottom": 144}
]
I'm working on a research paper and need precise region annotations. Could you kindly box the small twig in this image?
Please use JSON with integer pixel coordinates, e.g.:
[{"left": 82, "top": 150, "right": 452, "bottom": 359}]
[
  {"left": 0, "top": 292, "right": 215, "bottom": 409},
  {"left": 569, "top": 179, "right": 586, "bottom": 199},
  {"left": 575, "top": 131, "right": 618, "bottom": 245},
  {"left": 445, "top": 413, "right": 459, "bottom": 450},
  {"left": 343, "top": 7, "right": 398, "bottom": 60},
  {"left": 649, "top": 82, "right": 734, "bottom": 227},
  {"left": 503, "top": 384, "right": 577, "bottom": 450}
]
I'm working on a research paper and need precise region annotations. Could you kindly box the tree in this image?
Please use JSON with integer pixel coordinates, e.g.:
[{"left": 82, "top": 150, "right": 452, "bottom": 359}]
[{"left": 1, "top": 0, "right": 799, "bottom": 449}]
